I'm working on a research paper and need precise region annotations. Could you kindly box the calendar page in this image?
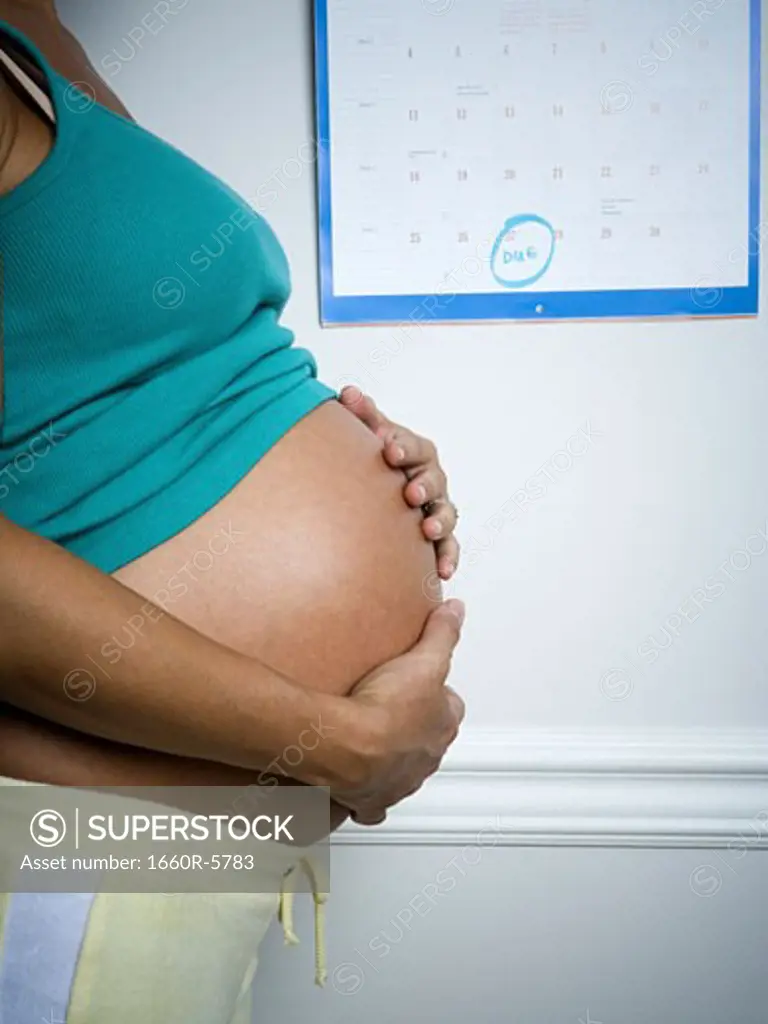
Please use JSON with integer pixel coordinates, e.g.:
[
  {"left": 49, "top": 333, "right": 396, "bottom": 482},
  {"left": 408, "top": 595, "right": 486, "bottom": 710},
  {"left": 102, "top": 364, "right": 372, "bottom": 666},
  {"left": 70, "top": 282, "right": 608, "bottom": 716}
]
[{"left": 314, "top": 0, "right": 760, "bottom": 324}]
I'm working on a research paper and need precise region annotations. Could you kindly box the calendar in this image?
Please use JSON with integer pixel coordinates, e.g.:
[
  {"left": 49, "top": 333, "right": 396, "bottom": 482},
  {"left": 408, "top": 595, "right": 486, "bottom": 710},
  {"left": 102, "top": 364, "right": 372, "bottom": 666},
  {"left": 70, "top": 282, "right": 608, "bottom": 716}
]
[{"left": 314, "top": 0, "right": 761, "bottom": 325}]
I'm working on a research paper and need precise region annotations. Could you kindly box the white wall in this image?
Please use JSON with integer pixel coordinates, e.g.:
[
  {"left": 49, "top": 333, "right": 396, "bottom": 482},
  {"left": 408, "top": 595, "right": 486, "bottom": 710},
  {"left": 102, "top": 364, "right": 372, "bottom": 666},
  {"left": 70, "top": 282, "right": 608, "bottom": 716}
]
[
  {"left": 253, "top": 843, "right": 768, "bottom": 1024},
  {"left": 57, "top": 2, "right": 768, "bottom": 1021}
]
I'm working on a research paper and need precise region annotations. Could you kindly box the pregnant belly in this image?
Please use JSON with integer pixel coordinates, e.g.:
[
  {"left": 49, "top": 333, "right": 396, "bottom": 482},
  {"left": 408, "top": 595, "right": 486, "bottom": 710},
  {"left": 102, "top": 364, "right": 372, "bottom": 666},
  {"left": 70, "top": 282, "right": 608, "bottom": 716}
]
[
  {"left": 0, "top": 400, "right": 438, "bottom": 833},
  {"left": 113, "top": 399, "right": 438, "bottom": 695}
]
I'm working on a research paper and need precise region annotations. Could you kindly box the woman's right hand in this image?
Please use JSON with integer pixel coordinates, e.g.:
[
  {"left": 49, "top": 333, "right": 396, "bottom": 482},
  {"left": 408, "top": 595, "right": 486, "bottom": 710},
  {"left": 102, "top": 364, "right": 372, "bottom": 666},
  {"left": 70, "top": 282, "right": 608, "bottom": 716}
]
[
  {"left": 332, "top": 599, "right": 466, "bottom": 825},
  {"left": 0, "top": 519, "right": 465, "bottom": 823}
]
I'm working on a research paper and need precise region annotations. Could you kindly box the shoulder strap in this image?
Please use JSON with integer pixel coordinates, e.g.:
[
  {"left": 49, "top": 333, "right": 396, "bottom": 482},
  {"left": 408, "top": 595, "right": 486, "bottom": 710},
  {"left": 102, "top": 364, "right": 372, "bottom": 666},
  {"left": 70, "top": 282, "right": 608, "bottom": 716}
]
[{"left": 0, "top": 35, "right": 54, "bottom": 123}]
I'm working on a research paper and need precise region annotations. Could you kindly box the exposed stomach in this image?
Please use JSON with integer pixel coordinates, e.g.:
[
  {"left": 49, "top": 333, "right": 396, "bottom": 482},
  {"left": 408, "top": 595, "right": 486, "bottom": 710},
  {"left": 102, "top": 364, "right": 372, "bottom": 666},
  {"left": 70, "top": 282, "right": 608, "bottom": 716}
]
[
  {"left": 113, "top": 398, "right": 437, "bottom": 697},
  {"left": 0, "top": 400, "right": 438, "bottom": 830}
]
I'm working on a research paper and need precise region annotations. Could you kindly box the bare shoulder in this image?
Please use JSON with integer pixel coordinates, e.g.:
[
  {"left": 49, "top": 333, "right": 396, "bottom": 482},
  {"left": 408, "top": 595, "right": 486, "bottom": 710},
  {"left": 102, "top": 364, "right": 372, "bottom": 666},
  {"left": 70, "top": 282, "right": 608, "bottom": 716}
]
[{"left": 0, "top": 0, "right": 134, "bottom": 119}]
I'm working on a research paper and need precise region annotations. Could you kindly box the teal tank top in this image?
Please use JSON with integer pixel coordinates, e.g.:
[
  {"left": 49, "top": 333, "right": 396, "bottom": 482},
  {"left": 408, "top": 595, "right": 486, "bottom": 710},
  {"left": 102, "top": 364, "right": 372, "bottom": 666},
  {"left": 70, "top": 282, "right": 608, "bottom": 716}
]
[{"left": 0, "top": 22, "right": 334, "bottom": 573}]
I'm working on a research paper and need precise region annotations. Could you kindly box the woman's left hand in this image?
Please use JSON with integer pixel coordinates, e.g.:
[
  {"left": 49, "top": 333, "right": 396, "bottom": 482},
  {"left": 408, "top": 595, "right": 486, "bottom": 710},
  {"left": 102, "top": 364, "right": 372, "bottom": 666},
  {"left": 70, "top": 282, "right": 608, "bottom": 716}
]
[{"left": 339, "top": 386, "right": 459, "bottom": 580}]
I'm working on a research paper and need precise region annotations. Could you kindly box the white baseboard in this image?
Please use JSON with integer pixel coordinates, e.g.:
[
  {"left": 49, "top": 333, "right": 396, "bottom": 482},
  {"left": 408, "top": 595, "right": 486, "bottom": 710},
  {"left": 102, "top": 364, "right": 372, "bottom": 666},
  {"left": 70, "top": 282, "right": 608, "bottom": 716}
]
[{"left": 334, "top": 728, "right": 768, "bottom": 849}]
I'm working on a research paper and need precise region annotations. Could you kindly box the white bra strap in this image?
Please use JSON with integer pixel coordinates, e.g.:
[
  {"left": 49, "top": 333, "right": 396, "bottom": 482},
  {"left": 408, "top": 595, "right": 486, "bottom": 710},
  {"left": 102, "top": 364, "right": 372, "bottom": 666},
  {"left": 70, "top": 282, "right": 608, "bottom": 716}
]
[{"left": 0, "top": 44, "right": 55, "bottom": 124}]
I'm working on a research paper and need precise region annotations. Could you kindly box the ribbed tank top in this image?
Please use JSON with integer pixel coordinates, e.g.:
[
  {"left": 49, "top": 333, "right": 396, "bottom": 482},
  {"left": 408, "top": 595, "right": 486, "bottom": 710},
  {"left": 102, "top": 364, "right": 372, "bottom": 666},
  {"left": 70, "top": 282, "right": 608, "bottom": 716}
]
[{"left": 0, "top": 22, "right": 334, "bottom": 573}]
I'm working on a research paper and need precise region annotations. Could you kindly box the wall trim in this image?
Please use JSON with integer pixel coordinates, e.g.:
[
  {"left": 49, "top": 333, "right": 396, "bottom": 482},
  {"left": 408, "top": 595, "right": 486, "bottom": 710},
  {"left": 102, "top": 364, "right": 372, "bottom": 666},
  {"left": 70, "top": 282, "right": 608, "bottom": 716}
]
[{"left": 334, "top": 729, "right": 768, "bottom": 849}]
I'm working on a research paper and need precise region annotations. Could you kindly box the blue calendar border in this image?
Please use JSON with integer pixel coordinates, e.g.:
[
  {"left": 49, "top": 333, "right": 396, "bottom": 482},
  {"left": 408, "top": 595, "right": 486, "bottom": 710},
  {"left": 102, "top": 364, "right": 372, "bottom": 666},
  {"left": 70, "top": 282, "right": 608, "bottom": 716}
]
[{"left": 313, "top": 0, "right": 761, "bottom": 325}]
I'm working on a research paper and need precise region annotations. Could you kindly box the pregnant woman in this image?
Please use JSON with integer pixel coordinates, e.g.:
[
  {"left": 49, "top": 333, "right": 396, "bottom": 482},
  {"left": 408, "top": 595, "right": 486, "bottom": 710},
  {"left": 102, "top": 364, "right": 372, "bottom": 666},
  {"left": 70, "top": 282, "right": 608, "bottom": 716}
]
[{"left": 0, "top": 5, "right": 466, "bottom": 1022}]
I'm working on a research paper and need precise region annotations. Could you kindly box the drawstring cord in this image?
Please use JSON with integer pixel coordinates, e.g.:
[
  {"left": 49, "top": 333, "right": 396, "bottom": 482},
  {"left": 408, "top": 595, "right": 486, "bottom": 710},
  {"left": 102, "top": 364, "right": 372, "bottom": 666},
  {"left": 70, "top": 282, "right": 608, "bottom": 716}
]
[{"left": 278, "top": 857, "right": 328, "bottom": 987}]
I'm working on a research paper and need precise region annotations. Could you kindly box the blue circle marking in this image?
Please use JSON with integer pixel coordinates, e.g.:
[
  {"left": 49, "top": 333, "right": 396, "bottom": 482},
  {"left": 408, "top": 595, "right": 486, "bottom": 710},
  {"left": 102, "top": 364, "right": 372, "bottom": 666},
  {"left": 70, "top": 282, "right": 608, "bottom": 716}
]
[{"left": 490, "top": 214, "right": 556, "bottom": 289}]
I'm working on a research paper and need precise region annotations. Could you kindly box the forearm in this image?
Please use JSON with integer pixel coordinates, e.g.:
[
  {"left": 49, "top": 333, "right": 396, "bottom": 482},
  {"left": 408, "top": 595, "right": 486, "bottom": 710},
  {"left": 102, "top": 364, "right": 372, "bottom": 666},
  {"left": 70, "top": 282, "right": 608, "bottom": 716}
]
[
  {"left": 0, "top": 516, "right": 363, "bottom": 789},
  {"left": 0, "top": 706, "right": 351, "bottom": 832}
]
